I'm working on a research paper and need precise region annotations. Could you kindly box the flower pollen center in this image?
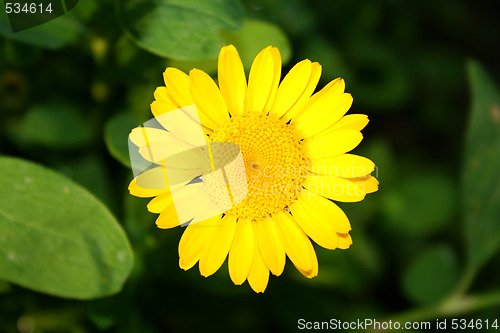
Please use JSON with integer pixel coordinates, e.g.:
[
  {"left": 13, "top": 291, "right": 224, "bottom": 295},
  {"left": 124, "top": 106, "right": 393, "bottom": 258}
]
[{"left": 210, "top": 115, "right": 307, "bottom": 220}]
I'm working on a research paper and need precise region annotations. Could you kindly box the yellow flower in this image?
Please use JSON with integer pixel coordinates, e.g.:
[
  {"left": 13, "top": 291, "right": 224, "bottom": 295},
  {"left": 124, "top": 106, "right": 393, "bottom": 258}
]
[{"left": 128, "top": 45, "right": 378, "bottom": 293}]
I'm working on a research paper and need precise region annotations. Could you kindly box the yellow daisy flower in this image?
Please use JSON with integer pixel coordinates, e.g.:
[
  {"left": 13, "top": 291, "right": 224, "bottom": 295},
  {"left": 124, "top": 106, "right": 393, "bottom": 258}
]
[{"left": 128, "top": 45, "right": 378, "bottom": 293}]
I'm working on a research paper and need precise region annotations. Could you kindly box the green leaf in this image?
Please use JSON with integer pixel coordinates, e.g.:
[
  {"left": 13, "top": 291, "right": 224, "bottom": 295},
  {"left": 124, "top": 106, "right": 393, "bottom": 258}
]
[
  {"left": 0, "top": 12, "right": 84, "bottom": 49},
  {"left": 105, "top": 113, "right": 140, "bottom": 168},
  {"left": 463, "top": 61, "right": 500, "bottom": 271},
  {"left": 117, "top": 0, "right": 244, "bottom": 60},
  {"left": 0, "top": 157, "right": 133, "bottom": 299},
  {"left": 402, "top": 245, "right": 459, "bottom": 305},
  {"left": 224, "top": 19, "right": 291, "bottom": 69},
  {"left": 15, "top": 103, "right": 93, "bottom": 150}
]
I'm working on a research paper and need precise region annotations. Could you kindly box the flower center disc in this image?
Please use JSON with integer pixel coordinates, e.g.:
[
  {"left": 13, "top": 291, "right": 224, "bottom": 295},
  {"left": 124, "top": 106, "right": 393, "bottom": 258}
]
[{"left": 210, "top": 115, "right": 307, "bottom": 220}]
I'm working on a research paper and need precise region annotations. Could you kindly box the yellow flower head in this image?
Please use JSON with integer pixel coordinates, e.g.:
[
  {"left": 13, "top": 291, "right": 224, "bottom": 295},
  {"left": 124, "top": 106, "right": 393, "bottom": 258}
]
[{"left": 128, "top": 45, "right": 378, "bottom": 293}]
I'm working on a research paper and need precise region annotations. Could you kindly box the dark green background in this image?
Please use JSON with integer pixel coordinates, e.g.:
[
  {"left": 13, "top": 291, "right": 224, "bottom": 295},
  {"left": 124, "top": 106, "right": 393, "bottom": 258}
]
[{"left": 1, "top": 0, "right": 500, "bottom": 332}]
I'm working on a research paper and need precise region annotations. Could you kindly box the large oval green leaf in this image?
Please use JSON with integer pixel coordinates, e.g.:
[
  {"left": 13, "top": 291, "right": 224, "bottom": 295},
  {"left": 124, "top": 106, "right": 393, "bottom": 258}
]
[
  {"left": 463, "top": 61, "right": 500, "bottom": 272},
  {"left": 117, "top": 0, "right": 244, "bottom": 60},
  {"left": 0, "top": 157, "right": 133, "bottom": 299}
]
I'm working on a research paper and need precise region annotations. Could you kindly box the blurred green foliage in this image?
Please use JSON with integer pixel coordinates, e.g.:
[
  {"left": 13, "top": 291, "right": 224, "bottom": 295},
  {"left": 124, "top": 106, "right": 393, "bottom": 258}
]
[{"left": 1, "top": 0, "right": 500, "bottom": 332}]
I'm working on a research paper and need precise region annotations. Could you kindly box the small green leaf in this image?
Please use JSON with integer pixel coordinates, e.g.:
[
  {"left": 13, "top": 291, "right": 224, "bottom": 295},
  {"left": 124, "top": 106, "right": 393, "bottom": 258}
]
[
  {"left": 402, "top": 245, "right": 459, "bottom": 305},
  {"left": 15, "top": 103, "right": 93, "bottom": 150},
  {"left": 117, "top": 0, "right": 244, "bottom": 60},
  {"left": 0, "top": 157, "right": 133, "bottom": 299},
  {"left": 224, "top": 19, "right": 291, "bottom": 69},
  {"left": 0, "top": 12, "right": 84, "bottom": 49},
  {"left": 105, "top": 113, "right": 139, "bottom": 168},
  {"left": 463, "top": 60, "right": 500, "bottom": 271}
]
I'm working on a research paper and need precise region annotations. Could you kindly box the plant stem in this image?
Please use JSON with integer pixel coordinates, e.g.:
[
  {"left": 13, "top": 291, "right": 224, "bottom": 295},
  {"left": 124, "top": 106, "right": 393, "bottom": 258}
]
[
  {"left": 448, "top": 264, "right": 476, "bottom": 300},
  {"left": 374, "top": 291, "right": 500, "bottom": 332}
]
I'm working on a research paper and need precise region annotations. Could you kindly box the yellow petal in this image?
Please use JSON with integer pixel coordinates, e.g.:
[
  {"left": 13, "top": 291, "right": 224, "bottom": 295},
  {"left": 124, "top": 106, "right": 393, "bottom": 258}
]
[
  {"left": 296, "top": 188, "right": 351, "bottom": 233},
  {"left": 128, "top": 178, "right": 168, "bottom": 198},
  {"left": 178, "top": 215, "right": 221, "bottom": 270},
  {"left": 152, "top": 87, "right": 179, "bottom": 117},
  {"left": 295, "top": 256, "right": 318, "bottom": 279},
  {"left": 147, "top": 180, "right": 204, "bottom": 214},
  {"left": 129, "top": 127, "right": 171, "bottom": 148},
  {"left": 308, "top": 154, "right": 375, "bottom": 178},
  {"left": 273, "top": 210, "right": 318, "bottom": 278},
  {"left": 344, "top": 175, "right": 379, "bottom": 194},
  {"left": 134, "top": 166, "right": 169, "bottom": 190},
  {"left": 314, "top": 77, "right": 345, "bottom": 99},
  {"left": 330, "top": 114, "right": 369, "bottom": 132},
  {"left": 262, "top": 47, "right": 282, "bottom": 114},
  {"left": 150, "top": 101, "right": 195, "bottom": 136},
  {"left": 228, "top": 218, "right": 254, "bottom": 285},
  {"left": 147, "top": 191, "right": 173, "bottom": 214},
  {"left": 188, "top": 200, "right": 227, "bottom": 225},
  {"left": 257, "top": 216, "right": 286, "bottom": 276},
  {"left": 245, "top": 46, "right": 281, "bottom": 115},
  {"left": 281, "top": 62, "right": 322, "bottom": 123},
  {"left": 269, "top": 59, "right": 312, "bottom": 118},
  {"left": 303, "top": 129, "right": 363, "bottom": 159},
  {"left": 218, "top": 45, "right": 247, "bottom": 117},
  {"left": 292, "top": 79, "right": 353, "bottom": 138},
  {"left": 337, "top": 233, "right": 353, "bottom": 249},
  {"left": 163, "top": 67, "right": 215, "bottom": 132},
  {"left": 138, "top": 142, "right": 203, "bottom": 167},
  {"left": 247, "top": 221, "right": 270, "bottom": 293},
  {"left": 130, "top": 127, "right": 198, "bottom": 164},
  {"left": 190, "top": 68, "right": 230, "bottom": 127},
  {"left": 168, "top": 181, "right": 226, "bottom": 225},
  {"left": 155, "top": 197, "right": 180, "bottom": 229},
  {"left": 291, "top": 77, "right": 344, "bottom": 123},
  {"left": 310, "top": 114, "right": 369, "bottom": 139},
  {"left": 199, "top": 214, "right": 237, "bottom": 277},
  {"left": 135, "top": 165, "right": 200, "bottom": 197},
  {"left": 163, "top": 67, "right": 194, "bottom": 107},
  {"left": 288, "top": 198, "right": 339, "bottom": 249},
  {"left": 152, "top": 104, "right": 211, "bottom": 145},
  {"left": 302, "top": 173, "right": 367, "bottom": 203}
]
